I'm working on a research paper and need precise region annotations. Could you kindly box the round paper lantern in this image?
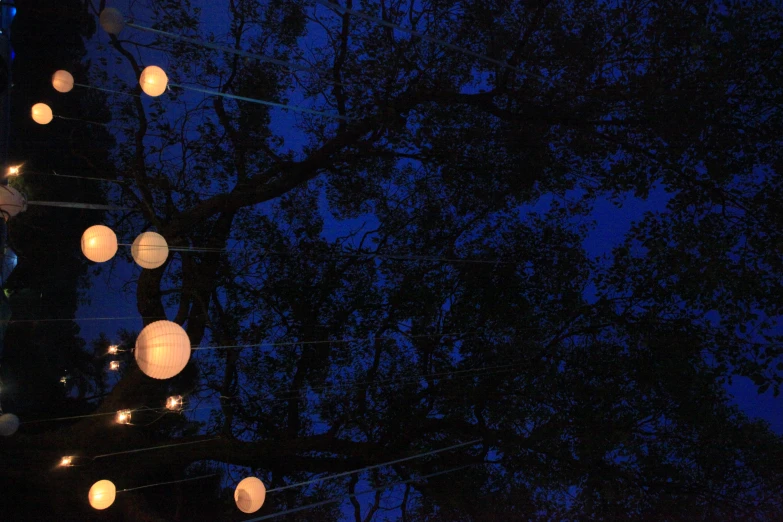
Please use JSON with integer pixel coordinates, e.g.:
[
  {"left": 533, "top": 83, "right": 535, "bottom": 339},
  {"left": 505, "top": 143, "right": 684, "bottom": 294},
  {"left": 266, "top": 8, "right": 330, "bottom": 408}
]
[
  {"left": 0, "top": 413, "right": 20, "bottom": 436},
  {"left": 52, "top": 70, "right": 75, "bottom": 93},
  {"left": 31, "top": 103, "right": 53, "bottom": 125},
  {"left": 135, "top": 320, "right": 191, "bottom": 379},
  {"left": 234, "top": 477, "right": 266, "bottom": 513},
  {"left": 0, "top": 186, "right": 27, "bottom": 220},
  {"left": 139, "top": 66, "right": 168, "bottom": 97},
  {"left": 81, "top": 225, "right": 118, "bottom": 263},
  {"left": 99, "top": 8, "right": 125, "bottom": 35},
  {"left": 88, "top": 480, "right": 116, "bottom": 510},
  {"left": 131, "top": 231, "right": 169, "bottom": 269}
]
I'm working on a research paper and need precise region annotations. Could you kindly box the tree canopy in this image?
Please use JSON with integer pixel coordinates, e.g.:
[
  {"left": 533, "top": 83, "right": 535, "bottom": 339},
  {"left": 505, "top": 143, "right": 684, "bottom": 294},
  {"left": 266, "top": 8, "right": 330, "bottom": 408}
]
[{"left": 2, "top": 0, "right": 783, "bottom": 520}]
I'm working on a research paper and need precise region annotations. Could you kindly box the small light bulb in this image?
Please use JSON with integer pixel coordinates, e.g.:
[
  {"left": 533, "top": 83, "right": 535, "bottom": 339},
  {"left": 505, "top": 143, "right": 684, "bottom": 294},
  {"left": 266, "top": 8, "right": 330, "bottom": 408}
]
[
  {"left": 59, "top": 456, "right": 73, "bottom": 467},
  {"left": 166, "top": 395, "right": 183, "bottom": 411},
  {"left": 59, "top": 376, "right": 68, "bottom": 384},
  {"left": 107, "top": 345, "right": 119, "bottom": 355},
  {"left": 109, "top": 361, "right": 120, "bottom": 371},
  {"left": 7, "top": 165, "right": 21, "bottom": 176},
  {"left": 116, "top": 409, "right": 131, "bottom": 424}
]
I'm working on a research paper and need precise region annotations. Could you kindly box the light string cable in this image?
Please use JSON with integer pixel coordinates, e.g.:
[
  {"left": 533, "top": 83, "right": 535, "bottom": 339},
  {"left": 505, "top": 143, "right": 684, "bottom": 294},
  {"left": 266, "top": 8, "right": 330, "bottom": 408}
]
[
  {"left": 313, "top": 0, "right": 553, "bottom": 86},
  {"left": 109, "top": 241, "right": 520, "bottom": 265},
  {"left": 123, "top": 19, "right": 346, "bottom": 87},
  {"left": 71, "top": 81, "right": 140, "bottom": 98},
  {"left": 18, "top": 357, "right": 528, "bottom": 425},
  {"left": 91, "top": 437, "right": 223, "bottom": 460},
  {"left": 1, "top": 315, "right": 166, "bottom": 324},
  {"left": 266, "top": 438, "right": 482, "bottom": 494},
  {"left": 246, "top": 464, "right": 482, "bottom": 521},
  {"left": 117, "top": 473, "right": 217, "bottom": 493},
  {"left": 165, "top": 83, "right": 350, "bottom": 121},
  {"left": 11, "top": 168, "right": 130, "bottom": 184}
]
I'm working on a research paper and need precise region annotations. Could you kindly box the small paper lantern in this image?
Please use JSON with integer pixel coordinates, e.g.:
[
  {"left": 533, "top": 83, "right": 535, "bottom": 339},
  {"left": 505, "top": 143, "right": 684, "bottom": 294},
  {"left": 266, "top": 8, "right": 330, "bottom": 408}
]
[
  {"left": 234, "top": 477, "right": 266, "bottom": 513},
  {"left": 52, "top": 70, "right": 75, "bottom": 93},
  {"left": 88, "top": 480, "right": 116, "bottom": 510},
  {"left": 131, "top": 231, "right": 169, "bottom": 269},
  {"left": 0, "top": 413, "right": 19, "bottom": 436},
  {"left": 135, "top": 320, "right": 191, "bottom": 380},
  {"left": 31, "top": 103, "right": 53, "bottom": 125},
  {"left": 99, "top": 8, "right": 125, "bottom": 35},
  {"left": 139, "top": 66, "right": 168, "bottom": 97},
  {"left": 81, "top": 225, "right": 118, "bottom": 263}
]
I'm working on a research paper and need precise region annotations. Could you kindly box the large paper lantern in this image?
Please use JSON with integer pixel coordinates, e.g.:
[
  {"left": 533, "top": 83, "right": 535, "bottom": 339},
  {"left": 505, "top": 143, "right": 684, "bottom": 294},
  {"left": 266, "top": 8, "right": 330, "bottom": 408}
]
[
  {"left": 88, "top": 480, "right": 116, "bottom": 510},
  {"left": 139, "top": 66, "right": 168, "bottom": 97},
  {"left": 234, "top": 477, "right": 266, "bottom": 513},
  {"left": 0, "top": 186, "right": 27, "bottom": 220},
  {"left": 99, "top": 8, "right": 125, "bottom": 35},
  {"left": 131, "top": 231, "right": 169, "bottom": 269},
  {"left": 52, "top": 70, "right": 74, "bottom": 93},
  {"left": 135, "top": 320, "right": 191, "bottom": 379},
  {"left": 0, "top": 413, "right": 19, "bottom": 436},
  {"left": 31, "top": 103, "right": 53, "bottom": 125},
  {"left": 81, "top": 225, "right": 118, "bottom": 263}
]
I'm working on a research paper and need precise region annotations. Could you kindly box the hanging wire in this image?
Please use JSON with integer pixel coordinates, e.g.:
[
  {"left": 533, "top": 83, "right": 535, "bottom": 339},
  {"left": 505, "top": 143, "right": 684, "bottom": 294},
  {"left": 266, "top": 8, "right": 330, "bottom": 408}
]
[
  {"left": 267, "top": 439, "right": 481, "bottom": 493},
  {"left": 125, "top": 22, "right": 343, "bottom": 86},
  {"left": 314, "top": 0, "right": 550, "bottom": 84},
  {"left": 245, "top": 464, "right": 480, "bottom": 521},
  {"left": 1, "top": 315, "right": 165, "bottom": 324},
  {"left": 73, "top": 82, "right": 140, "bottom": 98},
  {"left": 117, "top": 473, "right": 216, "bottom": 493},
  {"left": 168, "top": 83, "right": 350, "bottom": 121},
  {"left": 17, "top": 360, "right": 525, "bottom": 425},
  {"left": 92, "top": 437, "right": 222, "bottom": 460}
]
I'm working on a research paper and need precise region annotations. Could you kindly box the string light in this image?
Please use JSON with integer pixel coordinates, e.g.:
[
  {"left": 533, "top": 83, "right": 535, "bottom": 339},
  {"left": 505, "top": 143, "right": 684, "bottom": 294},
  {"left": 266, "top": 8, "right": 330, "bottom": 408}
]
[
  {"left": 166, "top": 395, "right": 183, "bottom": 411},
  {"left": 6, "top": 165, "right": 21, "bottom": 176},
  {"left": 109, "top": 361, "right": 120, "bottom": 371},
  {"left": 59, "top": 456, "right": 74, "bottom": 467},
  {"left": 115, "top": 409, "right": 131, "bottom": 424},
  {"left": 107, "top": 345, "right": 119, "bottom": 355}
]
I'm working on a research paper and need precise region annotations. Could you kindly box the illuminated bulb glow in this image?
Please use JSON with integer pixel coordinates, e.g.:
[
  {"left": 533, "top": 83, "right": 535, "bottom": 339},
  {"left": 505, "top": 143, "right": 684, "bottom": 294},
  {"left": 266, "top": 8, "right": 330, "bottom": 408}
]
[
  {"left": 116, "top": 409, "right": 131, "bottom": 424},
  {"left": 166, "top": 395, "right": 183, "bottom": 411},
  {"left": 7, "top": 165, "right": 20, "bottom": 176},
  {"left": 59, "top": 456, "right": 73, "bottom": 467},
  {"left": 109, "top": 361, "right": 120, "bottom": 371},
  {"left": 108, "top": 345, "right": 119, "bottom": 355}
]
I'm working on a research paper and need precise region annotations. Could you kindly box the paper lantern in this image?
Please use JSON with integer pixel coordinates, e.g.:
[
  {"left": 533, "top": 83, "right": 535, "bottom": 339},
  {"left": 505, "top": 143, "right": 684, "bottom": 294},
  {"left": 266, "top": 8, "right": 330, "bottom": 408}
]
[
  {"left": 81, "top": 225, "right": 118, "bottom": 263},
  {"left": 88, "top": 480, "right": 116, "bottom": 510},
  {"left": 0, "top": 186, "right": 27, "bottom": 220},
  {"left": 234, "top": 477, "right": 266, "bottom": 513},
  {"left": 99, "top": 8, "right": 125, "bottom": 35},
  {"left": 0, "top": 413, "right": 19, "bottom": 436},
  {"left": 131, "top": 231, "right": 169, "bottom": 269},
  {"left": 139, "top": 66, "right": 168, "bottom": 97},
  {"left": 52, "top": 70, "right": 74, "bottom": 93},
  {"left": 31, "top": 103, "right": 53, "bottom": 125},
  {"left": 135, "top": 320, "right": 191, "bottom": 379}
]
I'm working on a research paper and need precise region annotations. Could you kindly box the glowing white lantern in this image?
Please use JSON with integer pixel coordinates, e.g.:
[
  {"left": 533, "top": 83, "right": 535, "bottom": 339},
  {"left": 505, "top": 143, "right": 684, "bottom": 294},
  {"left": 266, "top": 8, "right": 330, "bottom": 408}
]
[
  {"left": 234, "top": 477, "right": 266, "bottom": 513},
  {"left": 52, "top": 70, "right": 75, "bottom": 93},
  {"left": 88, "top": 480, "right": 116, "bottom": 510},
  {"left": 0, "top": 413, "right": 19, "bottom": 436},
  {"left": 135, "top": 320, "right": 191, "bottom": 379},
  {"left": 139, "top": 66, "right": 168, "bottom": 97},
  {"left": 31, "top": 103, "right": 53, "bottom": 125},
  {"left": 131, "top": 231, "right": 169, "bottom": 269},
  {"left": 0, "top": 185, "right": 27, "bottom": 220},
  {"left": 99, "top": 8, "right": 125, "bottom": 36},
  {"left": 81, "top": 225, "right": 118, "bottom": 263}
]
